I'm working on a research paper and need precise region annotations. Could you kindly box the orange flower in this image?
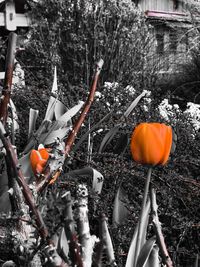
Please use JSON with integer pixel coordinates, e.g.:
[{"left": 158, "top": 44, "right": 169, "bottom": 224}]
[
  {"left": 30, "top": 146, "right": 49, "bottom": 175},
  {"left": 130, "top": 123, "right": 172, "bottom": 166}
]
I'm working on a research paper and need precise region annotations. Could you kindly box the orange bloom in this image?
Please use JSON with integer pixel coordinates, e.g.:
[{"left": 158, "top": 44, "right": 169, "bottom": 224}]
[
  {"left": 130, "top": 123, "right": 172, "bottom": 166},
  {"left": 30, "top": 146, "right": 49, "bottom": 175}
]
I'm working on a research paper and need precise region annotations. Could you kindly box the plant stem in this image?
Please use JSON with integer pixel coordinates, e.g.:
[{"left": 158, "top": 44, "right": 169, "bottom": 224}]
[
  {"left": 0, "top": 32, "right": 17, "bottom": 125},
  {"left": 133, "top": 167, "right": 152, "bottom": 267},
  {"left": 37, "top": 59, "right": 104, "bottom": 193}
]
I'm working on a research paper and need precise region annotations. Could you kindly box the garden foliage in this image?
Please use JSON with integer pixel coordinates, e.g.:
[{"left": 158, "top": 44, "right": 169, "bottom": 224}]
[{"left": 0, "top": 0, "right": 199, "bottom": 266}]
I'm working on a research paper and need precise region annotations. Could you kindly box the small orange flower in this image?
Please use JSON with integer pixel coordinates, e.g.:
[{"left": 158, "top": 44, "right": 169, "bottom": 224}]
[
  {"left": 30, "top": 146, "right": 49, "bottom": 175},
  {"left": 130, "top": 123, "right": 172, "bottom": 166}
]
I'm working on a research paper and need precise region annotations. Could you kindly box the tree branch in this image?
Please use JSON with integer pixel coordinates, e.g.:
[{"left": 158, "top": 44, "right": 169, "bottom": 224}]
[
  {"left": 37, "top": 59, "right": 104, "bottom": 193},
  {"left": 0, "top": 32, "right": 17, "bottom": 126}
]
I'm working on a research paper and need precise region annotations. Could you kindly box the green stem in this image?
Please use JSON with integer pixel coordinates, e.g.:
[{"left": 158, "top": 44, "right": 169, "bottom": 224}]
[{"left": 134, "top": 167, "right": 152, "bottom": 267}]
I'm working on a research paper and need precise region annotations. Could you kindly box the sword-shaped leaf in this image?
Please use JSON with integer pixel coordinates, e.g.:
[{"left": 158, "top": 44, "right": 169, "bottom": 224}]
[
  {"left": 136, "top": 236, "right": 156, "bottom": 267},
  {"left": 171, "top": 128, "right": 177, "bottom": 154},
  {"left": 23, "top": 120, "right": 51, "bottom": 154},
  {"left": 144, "top": 245, "right": 160, "bottom": 267},
  {"left": 28, "top": 108, "right": 39, "bottom": 139},
  {"left": 57, "top": 100, "right": 84, "bottom": 123},
  {"left": 44, "top": 66, "right": 58, "bottom": 121},
  {"left": 98, "top": 125, "right": 120, "bottom": 153},
  {"left": 19, "top": 152, "right": 34, "bottom": 183},
  {"left": 54, "top": 99, "right": 68, "bottom": 121},
  {"left": 57, "top": 227, "right": 69, "bottom": 263},
  {"left": 125, "top": 200, "right": 150, "bottom": 267},
  {"left": 41, "top": 127, "right": 71, "bottom": 145},
  {"left": 45, "top": 96, "right": 57, "bottom": 122},
  {"left": 100, "top": 214, "right": 116, "bottom": 265},
  {"left": 51, "top": 66, "right": 58, "bottom": 95},
  {"left": 0, "top": 169, "right": 11, "bottom": 213},
  {"left": 124, "top": 91, "right": 146, "bottom": 118},
  {"left": 99, "top": 91, "right": 146, "bottom": 153},
  {"left": 112, "top": 186, "right": 129, "bottom": 225},
  {"left": 113, "top": 133, "right": 129, "bottom": 154}
]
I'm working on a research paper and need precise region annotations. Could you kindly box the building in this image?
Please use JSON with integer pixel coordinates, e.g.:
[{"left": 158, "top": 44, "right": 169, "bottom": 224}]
[{"left": 134, "top": 0, "right": 200, "bottom": 72}]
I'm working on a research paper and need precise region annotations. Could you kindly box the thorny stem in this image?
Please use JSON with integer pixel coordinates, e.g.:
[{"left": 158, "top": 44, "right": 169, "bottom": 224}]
[
  {"left": 0, "top": 123, "right": 49, "bottom": 238},
  {"left": 0, "top": 32, "right": 17, "bottom": 126},
  {"left": 134, "top": 167, "right": 152, "bottom": 267},
  {"left": 0, "top": 123, "right": 69, "bottom": 267},
  {"left": 37, "top": 59, "right": 104, "bottom": 193}
]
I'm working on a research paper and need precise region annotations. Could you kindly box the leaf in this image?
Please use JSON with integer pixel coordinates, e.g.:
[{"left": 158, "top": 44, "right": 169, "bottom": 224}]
[
  {"left": 98, "top": 125, "right": 120, "bottom": 153},
  {"left": 125, "top": 200, "right": 150, "bottom": 267},
  {"left": 57, "top": 100, "right": 84, "bottom": 122},
  {"left": 51, "top": 66, "right": 58, "bottom": 95},
  {"left": 101, "top": 214, "right": 116, "bottom": 264},
  {"left": 44, "top": 96, "right": 57, "bottom": 121},
  {"left": 113, "top": 133, "right": 129, "bottom": 154},
  {"left": 92, "top": 168, "right": 104, "bottom": 194},
  {"left": 73, "top": 111, "right": 113, "bottom": 153},
  {"left": 144, "top": 245, "right": 160, "bottom": 267},
  {"left": 0, "top": 169, "right": 11, "bottom": 213},
  {"left": 40, "top": 126, "right": 71, "bottom": 145},
  {"left": 124, "top": 91, "right": 146, "bottom": 117},
  {"left": 57, "top": 227, "right": 69, "bottom": 263},
  {"left": 136, "top": 236, "right": 156, "bottom": 267},
  {"left": 28, "top": 108, "right": 39, "bottom": 139},
  {"left": 54, "top": 99, "right": 68, "bottom": 121},
  {"left": 44, "top": 67, "right": 58, "bottom": 121},
  {"left": 46, "top": 142, "right": 65, "bottom": 175},
  {"left": 112, "top": 186, "right": 129, "bottom": 225},
  {"left": 68, "top": 167, "right": 93, "bottom": 178},
  {"left": 68, "top": 167, "right": 104, "bottom": 194},
  {"left": 19, "top": 152, "right": 34, "bottom": 183},
  {"left": 171, "top": 128, "right": 177, "bottom": 154},
  {"left": 0, "top": 169, "right": 12, "bottom": 214},
  {"left": 23, "top": 120, "right": 51, "bottom": 154},
  {"left": 194, "top": 254, "right": 199, "bottom": 267}
]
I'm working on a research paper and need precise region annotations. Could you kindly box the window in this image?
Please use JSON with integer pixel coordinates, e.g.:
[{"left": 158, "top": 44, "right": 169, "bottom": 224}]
[{"left": 156, "top": 32, "right": 164, "bottom": 54}]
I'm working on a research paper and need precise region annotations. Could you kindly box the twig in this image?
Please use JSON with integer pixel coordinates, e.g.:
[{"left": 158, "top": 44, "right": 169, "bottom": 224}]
[
  {"left": 150, "top": 186, "right": 173, "bottom": 267},
  {"left": 37, "top": 59, "right": 104, "bottom": 193},
  {"left": 0, "top": 122, "right": 69, "bottom": 267},
  {"left": 0, "top": 122, "right": 49, "bottom": 239},
  {"left": 0, "top": 33, "right": 17, "bottom": 126}
]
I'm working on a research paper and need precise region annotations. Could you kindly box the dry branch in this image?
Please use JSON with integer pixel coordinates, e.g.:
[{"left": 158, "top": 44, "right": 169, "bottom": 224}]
[
  {"left": 37, "top": 59, "right": 104, "bottom": 193},
  {"left": 0, "top": 122, "right": 68, "bottom": 267},
  {"left": 0, "top": 32, "right": 17, "bottom": 125}
]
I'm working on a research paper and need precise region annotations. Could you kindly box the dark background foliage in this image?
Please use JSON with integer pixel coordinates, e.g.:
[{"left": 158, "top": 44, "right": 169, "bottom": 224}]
[{"left": 3, "top": 0, "right": 199, "bottom": 266}]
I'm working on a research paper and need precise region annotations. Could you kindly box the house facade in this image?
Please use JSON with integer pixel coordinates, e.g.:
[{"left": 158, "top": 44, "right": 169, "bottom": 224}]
[{"left": 135, "top": 0, "right": 200, "bottom": 72}]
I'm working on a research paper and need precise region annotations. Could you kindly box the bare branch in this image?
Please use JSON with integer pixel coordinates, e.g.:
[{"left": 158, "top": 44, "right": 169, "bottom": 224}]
[
  {"left": 37, "top": 59, "right": 104, "bottom": 193},
  {"left": 0, "top": 33, "right": 17, "bottom": 125},
  {"left": 0, "top": 122, "right": 69, "bottom": 267}
]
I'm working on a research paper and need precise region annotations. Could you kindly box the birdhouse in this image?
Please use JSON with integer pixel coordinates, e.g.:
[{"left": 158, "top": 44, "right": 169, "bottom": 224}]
[{"left": 0, "top": 0, "right": 30, "bottom": 31}]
